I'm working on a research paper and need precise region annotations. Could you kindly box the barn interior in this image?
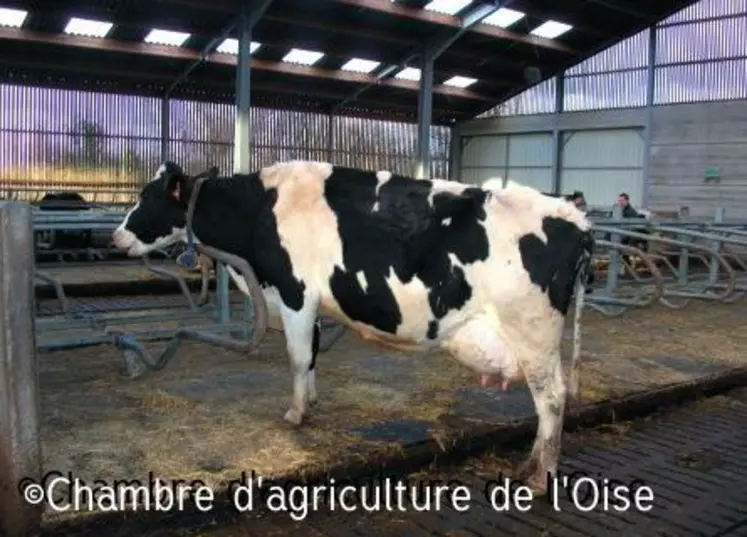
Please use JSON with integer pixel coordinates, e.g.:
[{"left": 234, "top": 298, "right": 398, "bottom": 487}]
[{"left": 2, "top": 1, "right": 747, "bottom": 535}]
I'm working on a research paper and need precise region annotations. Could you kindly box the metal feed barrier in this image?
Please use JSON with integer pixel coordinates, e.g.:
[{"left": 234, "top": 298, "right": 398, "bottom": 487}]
[
  {"left": 584, "top": 206, "right": 747, "bottom": 316},
  {"left": 32, "top": 205, "right": 348, "bottom": 378}
]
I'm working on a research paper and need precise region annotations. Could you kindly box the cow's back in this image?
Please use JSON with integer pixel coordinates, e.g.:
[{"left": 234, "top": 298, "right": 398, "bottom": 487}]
[{"left": 258, "top": 162, "right": 589, "bottom": 348}]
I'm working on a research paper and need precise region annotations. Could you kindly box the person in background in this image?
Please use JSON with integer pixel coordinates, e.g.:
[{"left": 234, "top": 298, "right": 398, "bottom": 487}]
[
  {"left": 615, "top": 193, "right": 649, "bottom": 270},
  {"left": 617, "top": 192, "right": 644, "bottom": 218}
]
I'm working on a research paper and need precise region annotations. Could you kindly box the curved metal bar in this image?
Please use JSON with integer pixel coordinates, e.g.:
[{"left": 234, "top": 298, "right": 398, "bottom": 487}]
[
  {"left": 594, "top": 225, "right": 737, "bottom": 302},
  {"left": 34, "top": 270, "right": 71, "bottom": 317},
  {"left": 592, "top": 240, "right": 664, "bottom": 309},
  {"left": 190, "top": 244, "right": 269, "bottom": 352},
  {"left": 140, "top": 255, "right": 200, "bottom": 311}
]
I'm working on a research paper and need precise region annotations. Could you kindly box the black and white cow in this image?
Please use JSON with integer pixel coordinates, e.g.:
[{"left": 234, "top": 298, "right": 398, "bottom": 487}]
[{"left": 112, "top": 160, "right": 594, "bottom": 492}]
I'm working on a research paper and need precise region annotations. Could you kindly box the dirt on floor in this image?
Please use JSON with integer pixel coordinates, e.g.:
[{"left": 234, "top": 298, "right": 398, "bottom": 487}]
[{"left": 36, "top": 299, "right": 747, "bottom": 526}]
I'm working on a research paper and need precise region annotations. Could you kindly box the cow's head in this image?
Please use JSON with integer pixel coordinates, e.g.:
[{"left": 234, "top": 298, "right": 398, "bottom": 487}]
[{"left": 112, "top": 161, "right": 196, "bottom": 256}]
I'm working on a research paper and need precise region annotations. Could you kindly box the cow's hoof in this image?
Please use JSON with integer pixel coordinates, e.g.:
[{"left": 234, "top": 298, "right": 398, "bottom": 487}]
[
  {"left": 284, "top": 408, "right": 304, "bottom": 426},
  {"left": 308, "top": 395, "right": 319, "bottom": 406},
  {"left": 516, "top": 463, "right": 549, "bottom": 495}
]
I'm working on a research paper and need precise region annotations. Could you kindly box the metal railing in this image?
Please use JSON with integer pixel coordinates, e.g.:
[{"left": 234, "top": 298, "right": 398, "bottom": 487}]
[{"left": 584, "top": 206, "right": 747, "bottom": 316}]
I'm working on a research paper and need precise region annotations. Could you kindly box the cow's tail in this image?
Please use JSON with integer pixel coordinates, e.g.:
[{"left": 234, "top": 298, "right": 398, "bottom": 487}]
[{"left": 568, "top": 231, "right": 594, "bottom": 402}]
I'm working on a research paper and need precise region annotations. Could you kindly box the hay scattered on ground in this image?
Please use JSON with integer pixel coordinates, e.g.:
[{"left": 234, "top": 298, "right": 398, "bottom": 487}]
[{"left": 36, "top": 297, "right": 747, "bottom": 525}]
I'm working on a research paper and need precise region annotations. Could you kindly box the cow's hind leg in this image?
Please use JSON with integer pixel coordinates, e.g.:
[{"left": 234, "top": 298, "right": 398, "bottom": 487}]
[
  {"left": 515, "top": 347, "right": 566, "bottom": 494},
  {"left": 279, "top": 298, "right": 320, "bottom": 426}
]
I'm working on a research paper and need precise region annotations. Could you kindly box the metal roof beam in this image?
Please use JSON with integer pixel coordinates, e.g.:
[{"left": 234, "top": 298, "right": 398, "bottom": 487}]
[
  {"left": 166, "top": 0, "right": 273, "bottom": 97},
  {"left": 0, "top": 27, "right": 492, "bottom": 102},
  {"left": 424, "top": 1, "right": 502, "bottom": 62},
  {"left": 333, "top": 0, "right": 578, "bottom": 54},
  {"left": 586, "top": 0, "right": 653, "bottom": 19},
  {"left": 165, "top": 21, "right": 237, "bottom": 97},
  {"left": 332, "top": 1, "right": 505, "bottom": 112}
]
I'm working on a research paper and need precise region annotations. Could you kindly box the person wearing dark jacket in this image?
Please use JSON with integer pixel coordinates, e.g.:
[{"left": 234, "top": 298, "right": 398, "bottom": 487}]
[
  {"left": 616, "top": 193, "right": 649, "bottom": 273},
  {"left": 617, "top": 193, "right": 644, "bottom": 219}
]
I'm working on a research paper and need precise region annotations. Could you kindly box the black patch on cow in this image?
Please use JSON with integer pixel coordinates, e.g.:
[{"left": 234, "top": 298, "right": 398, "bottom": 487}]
[
  {"left": 310, "top": 318, "right": 320, "bottom": 371},
  {"left": 427, "top": 320, "right": 439, "bottom": 340},
  {"left": 518, "top": 217, "right": 594, "bottom": 315},
  {"left": 323, "top": 167, "right": 490, "bottom": 338},
  {"left": 192, "top": 183, "right": 306, "bottom": 312}
]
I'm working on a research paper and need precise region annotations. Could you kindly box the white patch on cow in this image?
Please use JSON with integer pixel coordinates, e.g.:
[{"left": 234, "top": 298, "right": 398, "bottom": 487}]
[
  {"left": 259, "top": 160, "right": 334, "bottom": 190},
  {"left": 442, "top": 217, "right": 452, "bottom": 226},
  {"left": 481, "top": 177, "right": 504, "bottom": 191},
  {"left": 382, "top": 266, "right": 433, "bottom": 340},
  {"left": 224, "top": 265, "right": 282, "bottom": 319},
  {"left": 266, "top": 161, "right": 345, "bottom": 295},
  {"left": 426, "top": 179, "right": 470, "bottom": 207},
  {"left": 371, "top": 170, "right": 392, "bottom": 213},
  {"left": 355, "top": 270, "right": 368, "bottom": 292},
  {"left": 375, "top": 170, "right": 392, "bottom": 185},
  {"left": 441, "top": 307, "right": 520, "bottom": 381},
  {"left": 151, "top": 163, "right": 168, "bottom": 182}
]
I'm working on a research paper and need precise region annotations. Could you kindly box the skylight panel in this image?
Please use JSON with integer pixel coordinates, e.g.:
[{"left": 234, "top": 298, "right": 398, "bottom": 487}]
[
  {"left": 530, "top": 20, "right": 572, "bottom": 39},
  {"left": 340, "top": 58, "right": 380, "bottom": 73},
  {"left": 0, "top": 7, "right": 28, "bottom": 28},
  {"left": 395, "top": 67, "right": 421, "bottom": 81},
  {"left": 144, "top": 28, "right": 191, "bottom": 47},
  {"left": 282, "top": 48, "right": 324, "bottom": 65},
  {"left": 215, "top": 38, "right": 261, "bottom": 55},
  {"left": 481, "top": 8, "right": 525, "bottom": 28},
  {"left": 423, "top": 0, "right": 471, "bottom": 16},
  {"left": 63, "top": 17, "right": 113, "bottom": 38},
  {"left": 443, "top": 76, "right": 477, "bottom": 88}
]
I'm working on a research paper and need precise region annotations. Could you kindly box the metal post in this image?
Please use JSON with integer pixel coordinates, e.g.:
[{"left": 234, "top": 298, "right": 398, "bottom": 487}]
[
  {"left": 709, "top": 207, "right": 725, "bottom": 284},
  {"left": 415, "top": 51, "right": 434, "bottom": 179},
  {"left": 326, "top": 112, "right": 334, "bottom": 163},
  {"left": 551, "top": 73, "right": 565, "bottom": 194},
  {"left": 641, "top": 24, "right": 657, "bottom": 209},
  {"left": 215, "top": 262, "right": 230, "bottom": 325},
  {"left": 606, "top": 204, "right": 622, "bottom": 294},
  {"left": 234, "top": 11, "right": 253, "bottom": 174},
  {"left": 0, "top": 202, "right": 42, "bottom": 537},
  {"left": 160, "top": 97, "right": 170, "bottom": 162},
  {"left": 448, "top": 125, "right": 462, "bottom": 181}
]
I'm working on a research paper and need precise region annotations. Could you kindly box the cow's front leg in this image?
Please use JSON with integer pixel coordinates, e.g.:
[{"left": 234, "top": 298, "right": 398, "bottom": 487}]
[
  {"left": 515, "top": 349, "right": 566, "bottom": 494},
  {"left": 308, "top": 318, "right": 321, "bottom": 405},
  {"left": 279, "top": 299, "right": 320, "bottom": 426}
]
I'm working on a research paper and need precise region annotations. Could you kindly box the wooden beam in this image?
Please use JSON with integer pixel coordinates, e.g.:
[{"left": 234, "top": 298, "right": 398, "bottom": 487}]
[
  {"left": 0, "top": 28, "right": 493, "bottom": 101},
  {"left": 333, "top": 0, "right": 578, "bottom": 54}
]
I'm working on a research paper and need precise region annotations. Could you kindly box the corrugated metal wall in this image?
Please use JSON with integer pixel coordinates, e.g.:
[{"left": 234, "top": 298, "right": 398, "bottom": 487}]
[
  {"left": 460, "top": 132, "right": 553, "bottom": 191},
  {"left": 477, "top": 0, "right": 747, "bottom": 117},
  {"left": 560, "top": 129, "right": 645, "bottom": 207},
  {"left": 0, "top": 84, "right": 450, "bottom": 203}
]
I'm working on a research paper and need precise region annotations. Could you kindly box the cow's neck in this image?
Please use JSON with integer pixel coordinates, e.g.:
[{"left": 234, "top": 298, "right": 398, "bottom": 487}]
[{"left": 188, "top": 172, "right": 268, "bottom": 264}]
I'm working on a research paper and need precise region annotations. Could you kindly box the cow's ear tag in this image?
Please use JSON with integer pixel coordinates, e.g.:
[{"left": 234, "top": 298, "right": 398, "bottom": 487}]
[{"left": 177, "top": 249, "right": 199, "bottom": 270}]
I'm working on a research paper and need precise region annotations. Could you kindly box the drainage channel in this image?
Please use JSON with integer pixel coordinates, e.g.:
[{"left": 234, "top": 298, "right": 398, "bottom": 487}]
[{"left": 177, "top": 388, "right": 747, "bottom": 537}]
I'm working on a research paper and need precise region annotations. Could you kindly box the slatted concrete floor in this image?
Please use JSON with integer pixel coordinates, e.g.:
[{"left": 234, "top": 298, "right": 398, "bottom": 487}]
[{"left": 179, "top": 388, "right": 747, "bottom": 537}]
